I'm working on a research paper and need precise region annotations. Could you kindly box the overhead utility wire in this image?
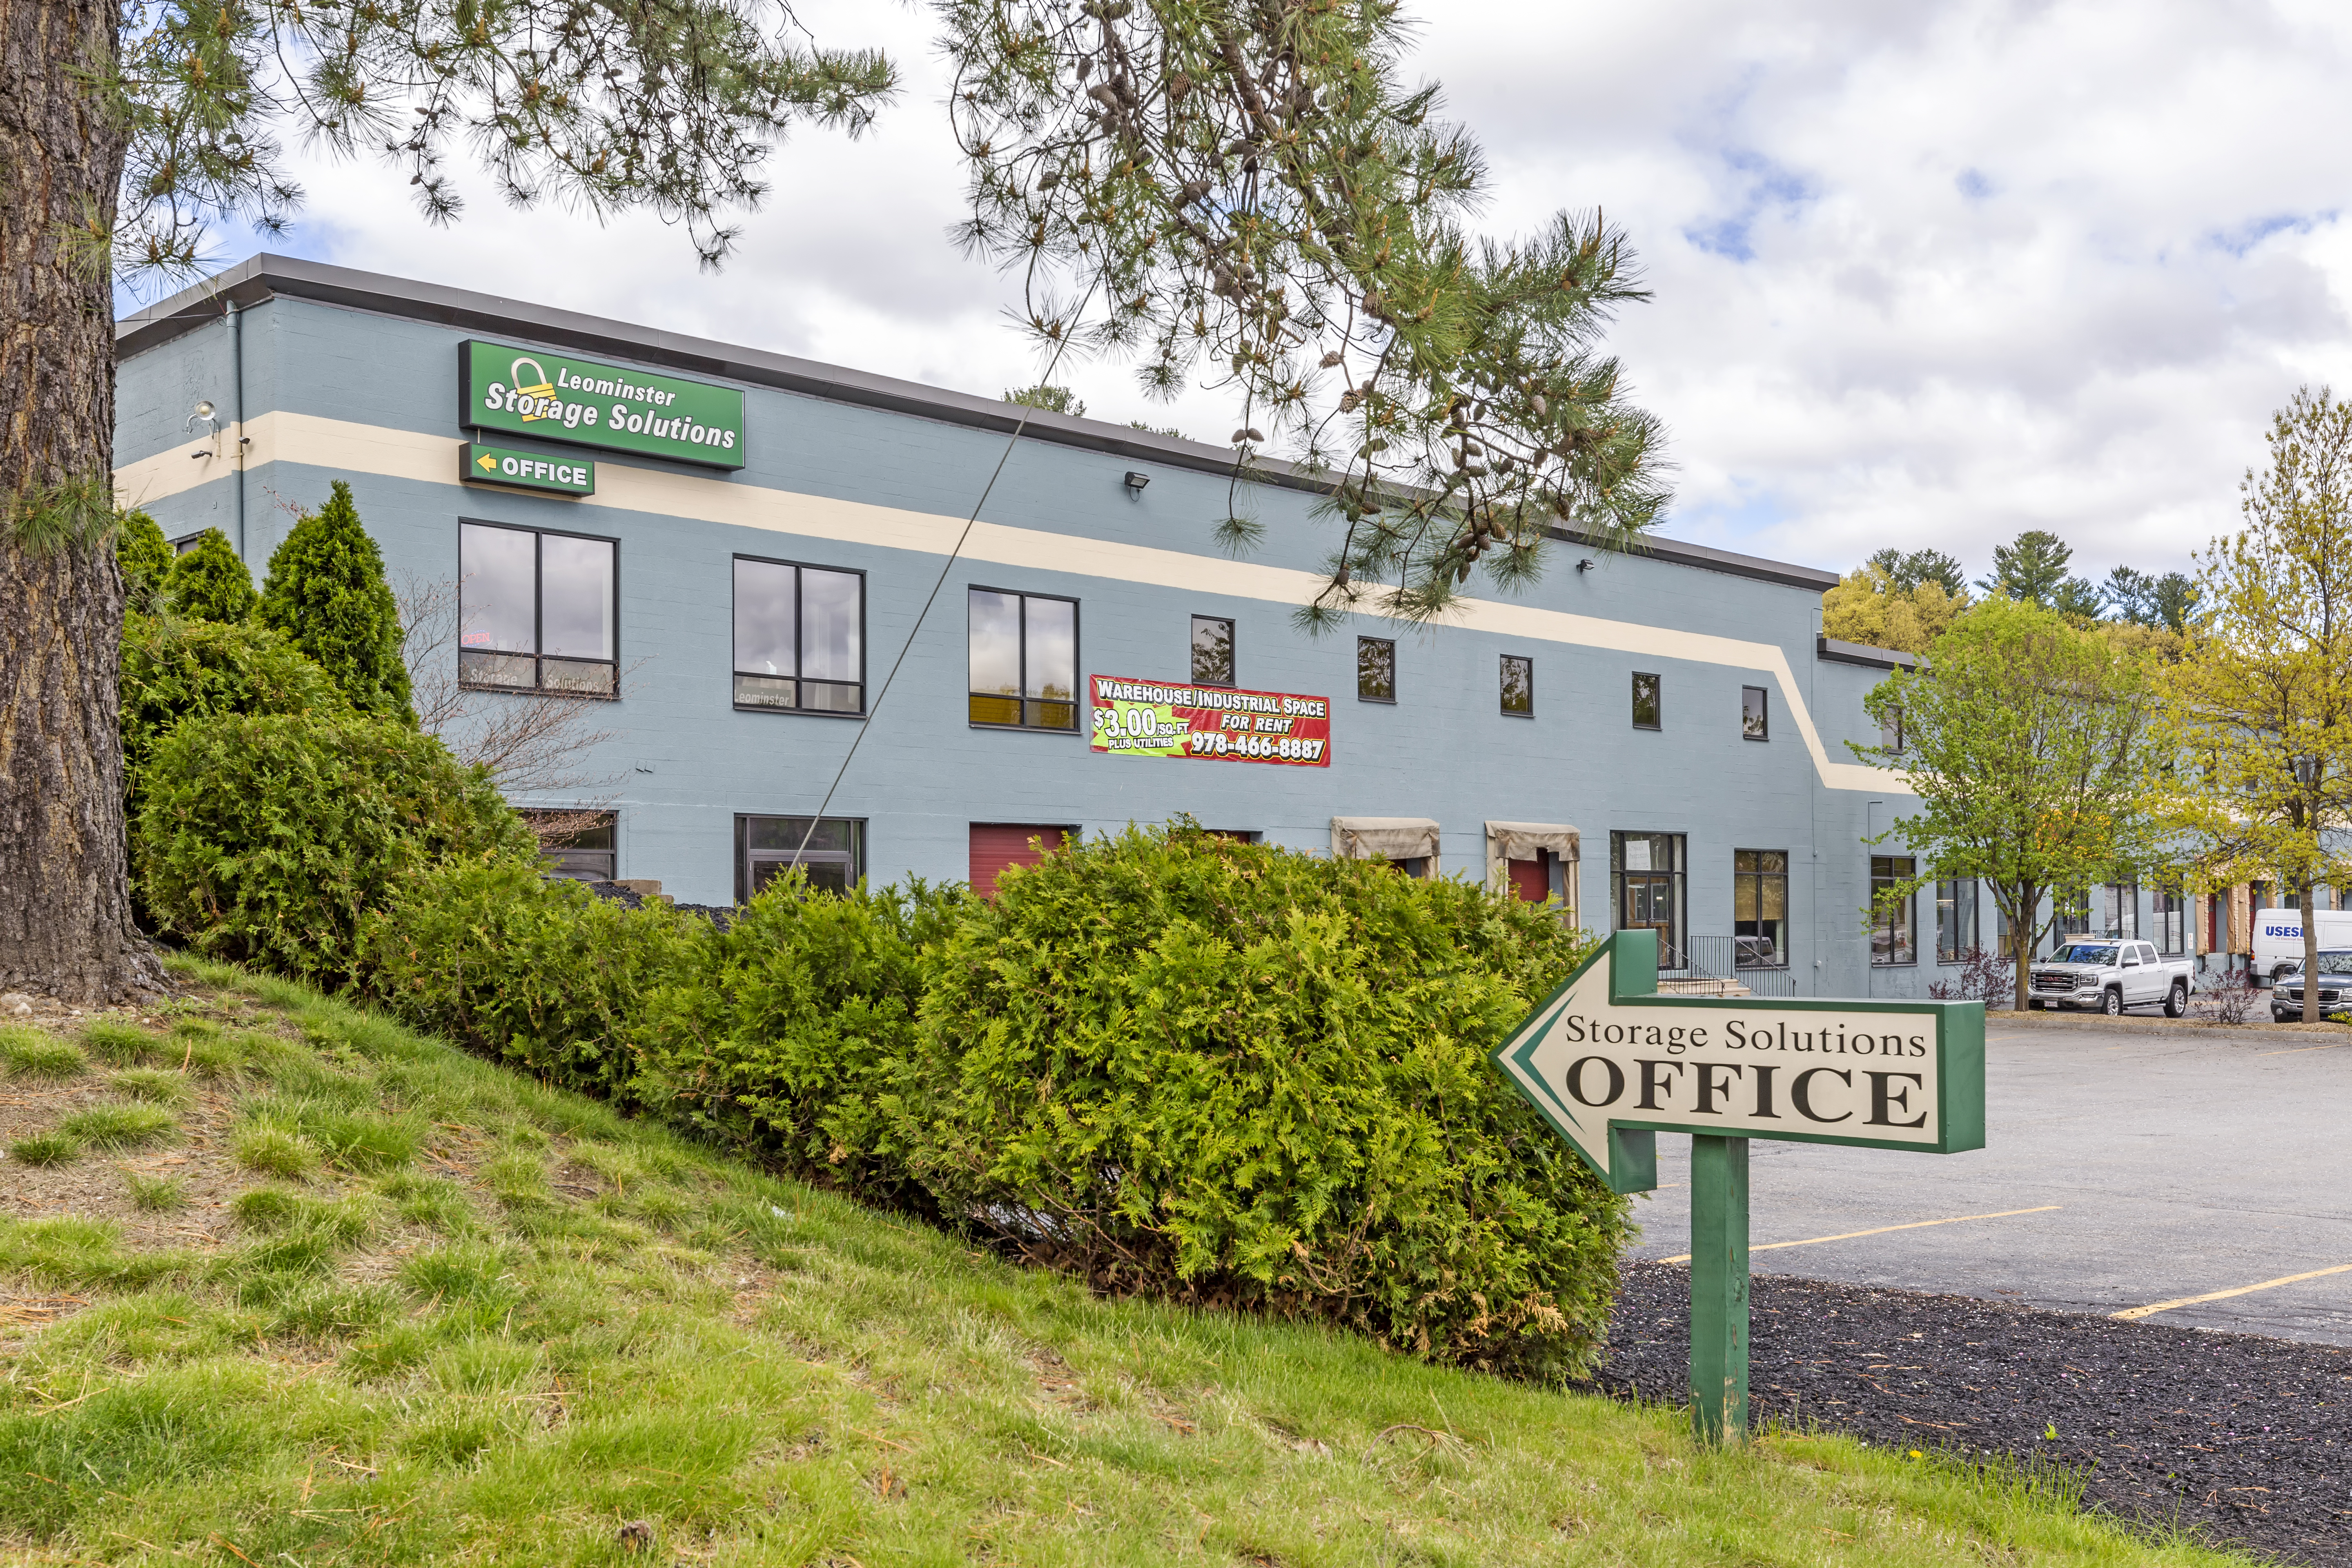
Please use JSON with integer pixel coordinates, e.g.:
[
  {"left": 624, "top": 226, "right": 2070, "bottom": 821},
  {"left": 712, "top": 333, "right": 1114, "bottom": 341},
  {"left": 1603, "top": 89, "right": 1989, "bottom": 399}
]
[{"left": 784, "top": 275, "right": 1107, "bottom": 879}]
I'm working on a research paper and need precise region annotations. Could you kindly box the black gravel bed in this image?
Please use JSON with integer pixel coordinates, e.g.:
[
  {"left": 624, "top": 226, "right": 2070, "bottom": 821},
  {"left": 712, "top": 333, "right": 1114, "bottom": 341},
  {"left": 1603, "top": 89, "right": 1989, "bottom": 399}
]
[
  {"left": 578, "top": 879, "right": 734, "bottom": 929},
  {"left": 1590, "top": 1262, "right": 2352, "bottom": 1564}
]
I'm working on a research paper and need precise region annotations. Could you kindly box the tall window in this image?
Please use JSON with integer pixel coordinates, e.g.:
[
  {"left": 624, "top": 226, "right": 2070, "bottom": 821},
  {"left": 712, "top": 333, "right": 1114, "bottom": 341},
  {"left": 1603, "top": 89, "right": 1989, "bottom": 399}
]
[
  {"left": 1357, "top": 637, "right": 1396, "bottom": 703},
  {"left": 1500, "top": 655, "right": 1534, "bottom": 717},
  {"left": 1936, "top": 879, "right": 1978, "bottom": 964},
  {"left": 1631, "top": 672, "right": 1662, "bottom": 730},
  {"left": 460, "top": 521, "right": 617, "bottom": 695},
  {"left": 2053, "top": 887, "right": 2090, "bottom": 939},
  {"left": 736, "top": 816, "right": 863, "bottom": 900},
  {"left": 2152, "top": 888, "right": 2187, "bottom": 955},
  {"left": 1733, "top": 850, "right": 1788, "bottom": 967},
  {"left": 1870, "top": 855, "right": 1917, "bottom": 966},
  {"left": 733, "top": 557, "right": 864, "bottom": 714},
  {"left": 1742, "top": 686, "right": 1769, "bottom": 741},
  {"left": 2101, "top": 881, "right": 2139, "bottom": 939},
  {"left": 969, "top": 588, "right": 1077, "bottom": 731},
  {"left": 1880, "top": 705, "right": 1905, "bottom": 753},
  {"left": 1190, "top": 616, "right": 1235, "bottom": 686},
  {"left": 1613, "top": 832, "right": 1686, "bottom": 968}
]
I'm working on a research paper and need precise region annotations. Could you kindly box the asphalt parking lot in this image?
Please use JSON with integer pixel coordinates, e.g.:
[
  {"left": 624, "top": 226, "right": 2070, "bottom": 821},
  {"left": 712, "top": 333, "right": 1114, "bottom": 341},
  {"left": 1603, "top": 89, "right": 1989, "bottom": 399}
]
[{"left": 1622, "top": 1016, "right": 2352, "bottom": 1345}]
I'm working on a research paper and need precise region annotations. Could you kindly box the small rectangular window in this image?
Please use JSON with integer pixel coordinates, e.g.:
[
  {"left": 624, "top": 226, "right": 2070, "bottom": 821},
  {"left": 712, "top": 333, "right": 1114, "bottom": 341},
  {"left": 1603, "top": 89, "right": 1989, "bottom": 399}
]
[
  {"left": 1631, "top": 672, "right": 1662, "bottom": 730},
  {"left": 1500, "top": 655, "right": 1534, "bottom": 717},
  {"left": 1357, "top": 637, "right": 1396, "bottom": 703},
  {"left": 522, "top": 809, "right": 617, "bottom": 881},
  {"left": 459, "top": 521, "right": 617, "bottom": 696},
  {"left": 969, "top": 588, "right": 1078, "bottom": 731},
  {"left": 1871, "top": 855, "right": 1918, "bottom": 966},
  {"left": 736, "top": 815, "right": 864, "bottom": 901},
  {"left": 1191, "top": 615, "right": 1235, "bottom": 686},
  {"left": 1742, "top": 685, "right": 1769, "bottom": 741},
  {"left": 733, "top": 557, "right": 866, "bottom": 714}
]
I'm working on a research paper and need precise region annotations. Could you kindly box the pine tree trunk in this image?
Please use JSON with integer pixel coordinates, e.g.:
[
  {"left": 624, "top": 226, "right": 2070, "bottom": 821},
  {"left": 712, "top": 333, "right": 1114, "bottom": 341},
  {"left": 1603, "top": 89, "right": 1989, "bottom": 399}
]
[{"left": 0, "top": 0, "right": 162, "bottom": 1001}]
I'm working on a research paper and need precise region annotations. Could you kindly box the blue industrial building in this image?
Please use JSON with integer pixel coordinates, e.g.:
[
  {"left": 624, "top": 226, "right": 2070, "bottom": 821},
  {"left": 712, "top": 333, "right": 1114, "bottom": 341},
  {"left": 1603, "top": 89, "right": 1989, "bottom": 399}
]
[{"left": 113, "top": 255, "right": 2175, "bottom": 998}]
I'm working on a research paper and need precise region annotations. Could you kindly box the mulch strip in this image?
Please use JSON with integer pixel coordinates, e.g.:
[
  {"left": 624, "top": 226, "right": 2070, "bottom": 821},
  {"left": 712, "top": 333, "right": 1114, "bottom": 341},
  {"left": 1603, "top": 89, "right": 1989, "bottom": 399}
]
[{"left": 1592, "top": 1262, "right": 2352, "bottom": 1565}]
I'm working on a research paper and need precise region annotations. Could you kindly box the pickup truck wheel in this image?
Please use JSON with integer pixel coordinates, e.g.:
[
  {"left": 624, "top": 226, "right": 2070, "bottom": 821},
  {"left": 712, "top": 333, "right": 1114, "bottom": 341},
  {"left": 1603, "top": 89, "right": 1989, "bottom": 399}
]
[
  {"left": 2164, "top": 981, "right": 2187, "bottom": 1019},
  {"left": 2101, "top": 988, "right": 2124, "bottom": 1017}
]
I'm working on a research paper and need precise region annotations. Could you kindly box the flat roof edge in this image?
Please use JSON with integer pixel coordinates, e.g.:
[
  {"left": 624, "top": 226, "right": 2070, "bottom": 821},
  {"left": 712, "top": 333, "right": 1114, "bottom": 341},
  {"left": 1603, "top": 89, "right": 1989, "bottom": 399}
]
[
  {"left": 1817, "top": 635, "right": 1920, "bottom": 670},
  {"left": 118, "top": 254, "right": 1843, "bottom": 595}
]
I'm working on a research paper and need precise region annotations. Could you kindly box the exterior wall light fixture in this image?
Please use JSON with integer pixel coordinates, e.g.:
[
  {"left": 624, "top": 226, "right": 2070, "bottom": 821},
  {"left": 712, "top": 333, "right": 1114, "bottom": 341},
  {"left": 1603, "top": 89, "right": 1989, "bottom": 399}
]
[
  {"left": 187, "top": 399, "right": 221, "bottom": 458},
  {"left": 1575, "top": 557, "right": 1595, "bottom": 573},
  {"left": 1124, "top": 470, "right": 1151, "bottom": 493}
]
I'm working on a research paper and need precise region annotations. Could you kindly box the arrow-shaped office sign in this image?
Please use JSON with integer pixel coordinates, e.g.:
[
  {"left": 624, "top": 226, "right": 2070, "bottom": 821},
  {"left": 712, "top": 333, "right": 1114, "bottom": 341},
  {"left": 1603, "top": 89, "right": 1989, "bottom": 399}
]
[{"left": 1490, "top": 930, "right": 1985, "bottom": 1193}]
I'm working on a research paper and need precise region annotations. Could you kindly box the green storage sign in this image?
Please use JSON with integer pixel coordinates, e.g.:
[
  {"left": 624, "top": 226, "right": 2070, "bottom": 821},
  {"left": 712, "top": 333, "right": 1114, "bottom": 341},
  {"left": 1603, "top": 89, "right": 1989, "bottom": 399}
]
[
  {"left": 461, "top": 443, "right": 595, "bottom": 497},
  {"left": 460, "top": 339, "right": 745, "bottom": 470}
]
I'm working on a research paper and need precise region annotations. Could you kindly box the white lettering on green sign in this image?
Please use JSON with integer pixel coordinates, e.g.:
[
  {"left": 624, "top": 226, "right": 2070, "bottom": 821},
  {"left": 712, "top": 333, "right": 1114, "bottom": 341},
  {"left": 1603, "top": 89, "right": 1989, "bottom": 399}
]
[{"left": 461, "top": 341, "right": 746, "bottom": 470}]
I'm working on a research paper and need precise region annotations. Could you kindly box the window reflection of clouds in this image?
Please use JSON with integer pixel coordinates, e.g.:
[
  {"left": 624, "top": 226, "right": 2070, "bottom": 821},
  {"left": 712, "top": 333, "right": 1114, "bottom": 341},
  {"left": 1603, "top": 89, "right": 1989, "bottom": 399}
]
[
  {"left": 541, "top": 534, "right": 613, "bottom": 659},
  {"left": 459, "top": 524, "right": 535, "bottom": 653},
  {"left": 969, "top": 589, "right": 1022, "bottom": 696},
  {"left": 735, "top": 558, "right": 795, "bottom": 675},
  {"left": 1025, "top": 597, "right": 1074, "bottom": 699},
  {"left": 802, "top": 568, "right": 861, "bottom": 682}
]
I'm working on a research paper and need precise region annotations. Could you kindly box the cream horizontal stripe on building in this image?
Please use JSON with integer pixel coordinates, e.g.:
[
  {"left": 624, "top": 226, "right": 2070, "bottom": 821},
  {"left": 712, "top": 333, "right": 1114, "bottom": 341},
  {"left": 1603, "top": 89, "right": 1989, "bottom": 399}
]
[{"left": 116, "top": 411, "right": 1907, "bottom": 795}]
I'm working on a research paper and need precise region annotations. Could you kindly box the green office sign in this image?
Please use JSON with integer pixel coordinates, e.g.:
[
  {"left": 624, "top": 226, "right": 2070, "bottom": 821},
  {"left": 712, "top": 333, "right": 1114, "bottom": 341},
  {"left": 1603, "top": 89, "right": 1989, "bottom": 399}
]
[
  {"left": 461, "top": 443, "right": 595, "bottom": 497},
  {"left": 460, "top": 339, "right": 746, "bottom": 470},
  {"left": 1490, "top": 930, "right": 1985, "bottom": 1444}
]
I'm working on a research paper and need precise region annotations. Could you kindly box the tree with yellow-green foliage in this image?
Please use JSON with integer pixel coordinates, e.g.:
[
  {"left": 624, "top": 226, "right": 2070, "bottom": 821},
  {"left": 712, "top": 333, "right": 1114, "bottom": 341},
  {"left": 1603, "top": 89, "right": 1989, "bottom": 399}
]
[
  {"left": 1821, "top": 565, "right": 1963, "bottom": 655},
  {"left": 2155, "top": 386, "right": 2352, "bottom": 1020}
]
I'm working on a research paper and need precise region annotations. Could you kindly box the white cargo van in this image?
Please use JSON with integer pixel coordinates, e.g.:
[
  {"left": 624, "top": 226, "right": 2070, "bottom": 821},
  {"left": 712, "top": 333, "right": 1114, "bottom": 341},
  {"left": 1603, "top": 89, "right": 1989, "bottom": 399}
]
[{"left": 2250, "top": 909, "right": 2352, "bottom": 982}]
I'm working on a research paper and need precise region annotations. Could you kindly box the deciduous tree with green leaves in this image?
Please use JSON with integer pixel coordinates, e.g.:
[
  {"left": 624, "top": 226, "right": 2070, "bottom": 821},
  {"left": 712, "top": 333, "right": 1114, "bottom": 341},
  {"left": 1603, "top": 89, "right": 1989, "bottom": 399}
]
[
  {"left": 1851, "top": 599, "right": 2163, "bottom": 1010},
  {"left": 2155, "top": 387, "right": 2352, "bottom": 1019},
  {"left": 259, "top": 481, "right": 415, "bottom": 723}
]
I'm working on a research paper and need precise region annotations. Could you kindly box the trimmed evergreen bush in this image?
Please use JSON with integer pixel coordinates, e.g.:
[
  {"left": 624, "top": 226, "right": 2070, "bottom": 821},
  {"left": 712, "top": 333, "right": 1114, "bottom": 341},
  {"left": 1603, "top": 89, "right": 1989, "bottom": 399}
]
[
  {"left": 901, "top": 824, "right": 1629, "bottom": 1377},
  {"left": 116, "top": 510, "right": 174, "bottom": 609},
  {"left": 136, "top": 710, "right": 532, "bottom": 984},
  {"left": 166, "top": 527, "right": 258, "bottom": 621},
  {"left": 258, "top": 480, "right": 415, "bottom": 722},
  {"left": 120, "top": 612, "right": 347, "bottom": 799}
]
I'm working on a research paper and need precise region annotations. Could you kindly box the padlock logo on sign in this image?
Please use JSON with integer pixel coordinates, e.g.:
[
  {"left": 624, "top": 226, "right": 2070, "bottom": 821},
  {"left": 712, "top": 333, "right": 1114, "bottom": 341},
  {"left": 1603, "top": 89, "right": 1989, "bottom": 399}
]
[{"left": 510, "top": 356, "right": 555, "bottom": 421}]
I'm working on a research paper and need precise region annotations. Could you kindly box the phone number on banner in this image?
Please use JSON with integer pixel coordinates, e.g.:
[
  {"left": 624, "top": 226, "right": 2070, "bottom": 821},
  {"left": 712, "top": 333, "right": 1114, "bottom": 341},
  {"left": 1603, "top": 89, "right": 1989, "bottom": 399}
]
[{"left": 1088, "top": 675, "right": 1332, "bottom": 767}]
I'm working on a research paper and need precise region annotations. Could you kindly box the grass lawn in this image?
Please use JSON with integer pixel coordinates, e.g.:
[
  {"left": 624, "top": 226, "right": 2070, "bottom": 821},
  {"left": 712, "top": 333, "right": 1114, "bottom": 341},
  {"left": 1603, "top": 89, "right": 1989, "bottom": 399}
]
[{"left": 0, "top": 958, "right": 2250, "bottom": 1567}]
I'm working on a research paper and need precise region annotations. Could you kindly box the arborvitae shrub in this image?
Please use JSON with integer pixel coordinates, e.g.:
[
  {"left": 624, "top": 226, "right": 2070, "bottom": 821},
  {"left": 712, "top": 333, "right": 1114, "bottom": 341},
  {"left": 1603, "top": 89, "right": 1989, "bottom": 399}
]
[
  {"left": 120, "top": 613, "right": 347, "bottom": 804},
  {"left": 136, "top": 711, "right": 532, "bottom": 985},
  {"left": 901, "top": 823, "right": 1629, "bottom": 1377},
  {"left": 116, "top": 510, "right": 174, "bottom": 610},
  {"left": 259, "top": 480, "right": 415, "bottom": 722},
  {"left": 165, "top": 527, "right": 258, "bottom": 621}
]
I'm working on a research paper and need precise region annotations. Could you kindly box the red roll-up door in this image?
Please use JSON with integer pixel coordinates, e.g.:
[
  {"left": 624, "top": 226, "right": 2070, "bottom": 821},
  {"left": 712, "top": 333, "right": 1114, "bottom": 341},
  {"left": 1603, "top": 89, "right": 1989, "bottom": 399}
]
[
  {"left": 970, "top": 823, "right": 1071, "bottom": 899},
  {"left": 1507, "top": 851, "right": 1551, "bottom": 903}
]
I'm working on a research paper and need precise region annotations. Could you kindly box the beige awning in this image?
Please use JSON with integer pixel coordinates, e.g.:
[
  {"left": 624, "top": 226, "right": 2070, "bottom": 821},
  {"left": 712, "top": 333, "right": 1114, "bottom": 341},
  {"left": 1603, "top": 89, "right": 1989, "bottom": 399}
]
[
  {"left": 1330, "top": 816, "right": 1440, "bottom": 863},
  {"left": 1485, "top": 822, "right": 1580, "bottom": 895}
]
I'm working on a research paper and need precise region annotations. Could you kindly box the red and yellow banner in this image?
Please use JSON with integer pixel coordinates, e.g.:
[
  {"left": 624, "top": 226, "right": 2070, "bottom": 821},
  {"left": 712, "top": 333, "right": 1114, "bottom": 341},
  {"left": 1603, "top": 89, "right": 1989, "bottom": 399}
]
[{"left": 1088, "top": 675, "right": 1332, "bottom": 766}]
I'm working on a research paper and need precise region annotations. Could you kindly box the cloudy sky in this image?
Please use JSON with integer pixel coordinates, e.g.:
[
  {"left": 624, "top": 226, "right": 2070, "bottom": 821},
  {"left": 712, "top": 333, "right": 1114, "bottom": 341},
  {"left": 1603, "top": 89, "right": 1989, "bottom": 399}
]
[{"left": 228, "top": 0, "right": 2352, "bottom": 584}]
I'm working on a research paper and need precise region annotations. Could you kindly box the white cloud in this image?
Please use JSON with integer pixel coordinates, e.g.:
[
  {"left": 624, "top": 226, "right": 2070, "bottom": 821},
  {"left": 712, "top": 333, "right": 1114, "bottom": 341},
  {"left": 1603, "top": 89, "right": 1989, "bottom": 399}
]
[{"left": 241, "top": 0, "right": 2352, "bottom": 583}]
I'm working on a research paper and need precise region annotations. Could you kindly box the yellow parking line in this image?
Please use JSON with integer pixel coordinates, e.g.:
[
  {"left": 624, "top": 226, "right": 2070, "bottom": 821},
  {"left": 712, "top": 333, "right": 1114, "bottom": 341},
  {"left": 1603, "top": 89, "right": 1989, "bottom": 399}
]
[
  {"left": 2257, "top": 1042, "right": 2349, "bottom": 1056},
  {"left": 1655, "top": 1206, "right": 2061, "bottom": 1266},
  {"left": 2111, "top": 1262, "right": 2352, "bottom": 1321}
]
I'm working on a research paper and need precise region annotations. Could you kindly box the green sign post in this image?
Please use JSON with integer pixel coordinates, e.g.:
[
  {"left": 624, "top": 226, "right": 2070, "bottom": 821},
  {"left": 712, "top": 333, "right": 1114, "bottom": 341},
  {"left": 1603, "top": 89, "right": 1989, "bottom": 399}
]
[
  {"left": 460, "top": 339, "right": 746, "bottom": 470},
  {"left": 460, "top": 443, "right": 595, "bottom": 497},
  {"left": 1490, "top": 930, "right": 1984, "bottom": 1443}
]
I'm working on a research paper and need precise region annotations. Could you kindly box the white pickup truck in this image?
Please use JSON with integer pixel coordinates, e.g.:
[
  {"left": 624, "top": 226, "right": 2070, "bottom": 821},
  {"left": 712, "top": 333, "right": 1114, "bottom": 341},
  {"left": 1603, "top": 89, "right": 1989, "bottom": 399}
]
[{"left": 2027, "top": 938, "right": 2195, "bottom": 1016}]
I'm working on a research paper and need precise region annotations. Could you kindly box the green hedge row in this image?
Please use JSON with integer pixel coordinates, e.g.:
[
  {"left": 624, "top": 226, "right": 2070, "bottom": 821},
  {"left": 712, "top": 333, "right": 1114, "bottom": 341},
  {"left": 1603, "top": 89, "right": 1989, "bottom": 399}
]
[{"left": 131, "top": 703, "right": 1629, "bottom": 1376}]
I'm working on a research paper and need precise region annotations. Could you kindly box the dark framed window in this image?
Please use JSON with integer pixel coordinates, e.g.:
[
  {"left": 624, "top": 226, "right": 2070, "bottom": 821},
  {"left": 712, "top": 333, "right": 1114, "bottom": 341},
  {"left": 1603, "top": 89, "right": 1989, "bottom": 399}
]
[
  {"left": 733, "top": 556, "right": 864, "bottom": 715},
  {"left": 1733, "top": 850, "right": 1788, "bottom": 967},
  {"left": 1357, "top": 637, "right": 1396, "bottom": 703},
  {"left": 969, "top": 588, "right": 1078, "bottom": 731},
  {"left": 2101, "top": 880, "right": 2139, "bottom": 939},
  {"left": 1871, "top": 855, "right": 1917, "bottom": 966},
  {"left": 1936, "top": 878, "right": 1977, "bottom": 964},
  {"left": 735, "top": 815, "right": 864, "bottom": 901},
  {"left": 1613, "top": 831, "right": 1686, "bottom": 969},
  {"left": 1742, "top": 685, "right": 1769, "bottom": 741},
  {"left": 171, "top": 532, "right": 206, "bottom": 556},
  {"left": 2054, "top": 887, "right": 2090, "bottom": 940},
  {"left": 459, "top": 519, "right": 618, "bottom": 696},
  {"left": 523, "top": 810, "right": 616, "bottom": 881},
  {"left": 1191, "top": 616, "right": 1235, "bottom": 686},
  {"left": 2153, "top": 887, "right": 2187, "bottom": 955},
  {"left": 1632, "top": 671, "right": 1662, "bottom": 730},
  {"left": 1501, "top": 655, "right": 1533, "bottom": 717},
  {"left": 1880, "top": 705, "right": 1905, "bottom": 753}
]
